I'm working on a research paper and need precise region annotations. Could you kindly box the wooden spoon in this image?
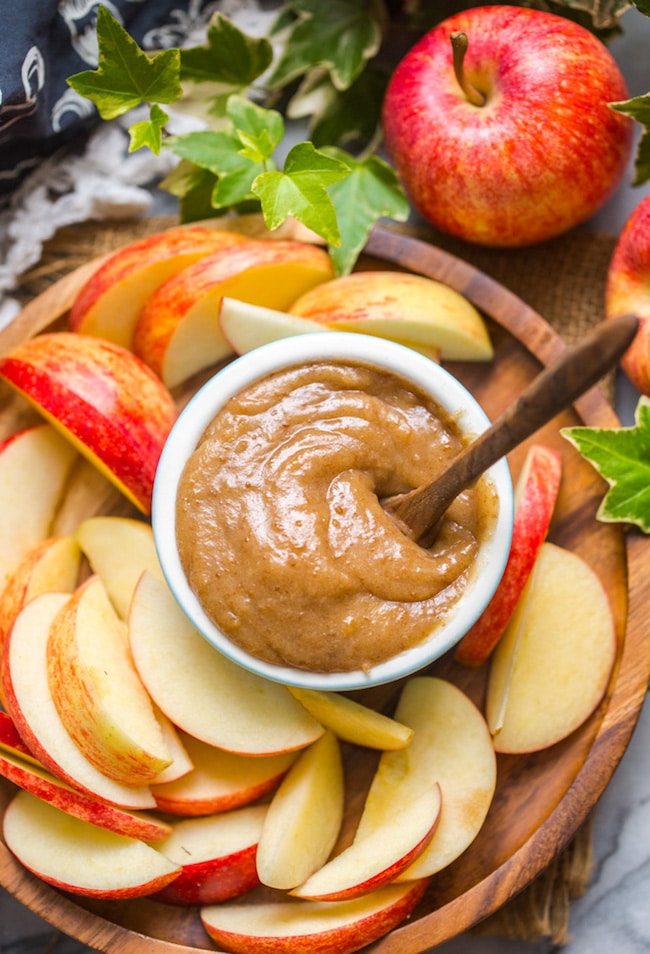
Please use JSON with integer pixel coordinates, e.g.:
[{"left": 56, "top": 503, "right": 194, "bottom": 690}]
[{"left": 384, "top": 313, "right": 639, "bottom": 546}]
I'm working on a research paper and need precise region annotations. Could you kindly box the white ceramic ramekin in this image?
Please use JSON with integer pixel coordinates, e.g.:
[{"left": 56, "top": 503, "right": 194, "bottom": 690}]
[{"left": 152, "top": 333, "right": 513, "bottom": 691}]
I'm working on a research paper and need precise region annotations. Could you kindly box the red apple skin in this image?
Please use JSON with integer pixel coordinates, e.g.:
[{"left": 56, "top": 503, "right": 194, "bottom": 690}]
[
  {"left": 0, "top": 332, "right": 177, "bottom": 514},
  {"left": 200, "top": 878, "right": 430, "bottom": 954},
  {"left": 0, "top": 710, "right": 33, "bottom": 759},
  {"left": 69, "top": 226, "right": 248, "bottom": 344},
  {"left": 0, "top": 747, "right": 172, "bottom": 842},
  {"left": 605, "top": 195, "right": 650, "bottom": 396},
  {"left": 152, "top": 843, "right": 260, "bottom": 906},
  {"left": 455, "top": 444, "right": 562, "bottom": 667},
  {"left": 382, "top": 6, "right": 633, "bottom": 247}
]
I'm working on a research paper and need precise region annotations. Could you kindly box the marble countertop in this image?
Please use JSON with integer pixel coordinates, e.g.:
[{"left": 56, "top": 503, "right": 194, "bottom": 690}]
[{"left": 1, "top": 7, "right": 649, "bottom": 954}]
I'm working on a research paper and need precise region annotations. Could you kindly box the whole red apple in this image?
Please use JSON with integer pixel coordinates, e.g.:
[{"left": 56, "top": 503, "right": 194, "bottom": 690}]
[
  {"left": 382, "top": 5, "right": 633, "bottom": 247},
  {"left": 605, "top": 195, "right": 650, "bottom": 396}
]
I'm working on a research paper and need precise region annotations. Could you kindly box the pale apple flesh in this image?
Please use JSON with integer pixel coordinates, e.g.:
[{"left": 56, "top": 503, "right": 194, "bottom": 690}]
[
  {"left": 256, "top": 730, "right": 344, "bottom": 891},
  {"left": 132, "top": 239, "right": 335, "bottom": 388},
  {"left": 291, "top": 785, "right": 441, "bottom": 901},
  {"left": 0, "top": 423, "right": 78, "bottom": 592},
  {"left": 289, "top": 270, "right": 493, "bottom": 360},
  {"left": 3, "top": 790, "right": 180, "bottom": 898},
  {"left": 486, "top": 542, "right": 617, "bottom": 753},
  {"left": 69, "top": 226, "right": 249, "bottom": 347},
  {"left": 151, "top": 731, "right": 296, "bottom": 816},
  {"left": 455, "top": 443, "right": 562, "bottom": 667},
  {"left": 2, "top": 592, "right": 156, "bottom": 809},
  {"left": 200, "top": 879, "right": 430, "bottom": 954},
  {"left": 152, "top": 805, "right": 267, "bottom": 905},
  {"left": 128, "top": 572, "right": 324, "bottom": 756},
  {"left": 605, "top": 194, "right": 650, "bottom": 396},
  {"left": 46, "top": 575, "right": 172, "bottom": 785},
  {"left": 0, "top": 747, "right": 172, "bottom": 842},
  {"left": 0, "top": 333, "right": 178, "bottom": 514},
  {"left": 362, "top": 677, "right": 496, "bottom": 881},
  {"left": 75, "top": 515, "right": 164, "bottom": 619},
  {"left": 288, "top": 686, "right": 413, "bottom": 750}
]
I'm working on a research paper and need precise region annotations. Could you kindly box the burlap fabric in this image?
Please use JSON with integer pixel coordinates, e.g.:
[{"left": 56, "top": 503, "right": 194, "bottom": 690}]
[{"left": 12, "top": 215, "right": 617, "bottom": 945}]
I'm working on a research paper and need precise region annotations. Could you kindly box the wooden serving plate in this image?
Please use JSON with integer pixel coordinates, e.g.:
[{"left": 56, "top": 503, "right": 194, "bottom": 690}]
[{"left": 1, "top": 220, "right": 649, "bottom": 953}]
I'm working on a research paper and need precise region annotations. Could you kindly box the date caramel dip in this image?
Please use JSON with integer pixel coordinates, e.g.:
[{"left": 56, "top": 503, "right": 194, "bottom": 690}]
[{"left": 175, "top": 359, "right": 497, "bottom": 673}]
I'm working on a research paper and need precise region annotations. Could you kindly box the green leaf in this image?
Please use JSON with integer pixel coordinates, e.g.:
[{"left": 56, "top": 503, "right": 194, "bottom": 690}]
[
  {"left": 324, "top": 149, "right": 410, "bottom": 275},
  {"left": 634, "top": 0, "right": 650, "bottom": 15},
  {"left": 67, "top": 6, "right": 181, "bottom": 120},
  {"left": 128, "top": 103, "right": 169, "bottom": 154},
  {"left": 179, "top": 13, "right": 273, "bottom": 86},
  {"left": 252, "top": 141, "right": 350, "bottom": 244},
  {"left": 612, "top": 93, "right": 650, "bottom": 185},
  {"left": 164, "top": 129, "right": 265, "bottom": 208},
  {"left": 561, "top": 396, "right": 650, "bottom": 533},
  {"left": 307, "top": 67, "right": 389, "bottom": 149},
  {"left": 227, "top": 95, "right": 284, "bottom": 163},
  {"left": 268, "top": 0, "right": 382, "bottom": 91}
]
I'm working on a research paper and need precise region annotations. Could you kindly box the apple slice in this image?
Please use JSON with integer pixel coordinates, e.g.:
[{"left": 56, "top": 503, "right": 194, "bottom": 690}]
[
  {"left": 219, "top": 297, "right": 329, "bottom": 353},
  {"left": 219, "top": 296, "right": 442, "bottom": 361},
  {"left": 0, "top": 747, "right": 171, "bottom": 842},
  {"left": 0, "top": 423, "right": 78, "bottom": 591},
  {"left": 292, "top": 785, "right": 440, "bottom": 902},
  {"left": 455, "top": 444, "right": 562, "bottom": 667},
  {"left": 200, "top": 879, "right": 430, "bottom": 954},
  {"left": 3, "top": 790, "right": 180, "bottom": 898},
  {"left": 0, "top": 534, "right": 81, "bottom": 672},
  {"left": 69, "top": 226, "right": 249, "bottom": 347},
  {"left": 0, "top": 332, "right": 177, "bottom": 514},
  {"left": 256, "top": 730, "right": 344, "bottom": 891},
  {"left": 2, "top": 592, "right": 155, "bottom": 809},
  {"left": 289, "top": 270, "right": 493, "bottom": 360},
  {"left": 151, "top": 731, "right": 296, "bottom": 816},
  {"left": 366, "top": 677, "right": 496, "bottom": 881},
  {"left": 132, "top": 239, "right": 335, "bottom": 388},
  {"left": 46, "top": 575, "right": 172, "bottom": 785},
  {"left": 486, "top": 541, "right": 617, "bottom": 753},
  {"left": 149, "top": 709, "right": 194, "bottom": 785},
  {"left": 75, "top": 515, "right": 164, "bottom": 619},
  {"left": 128, "top": 572, "right": 324, "bottom": 756},
  {"left": 288, "top": 687, "right": 413, "bottom": 750},
  {"left": 152, "top": 804, "right": 267, "bottom": 905}
]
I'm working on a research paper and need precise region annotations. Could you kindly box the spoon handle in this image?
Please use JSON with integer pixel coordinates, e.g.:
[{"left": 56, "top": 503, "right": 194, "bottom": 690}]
[{"left": 385, "top": 313, "right": 639, "bottom": 544}]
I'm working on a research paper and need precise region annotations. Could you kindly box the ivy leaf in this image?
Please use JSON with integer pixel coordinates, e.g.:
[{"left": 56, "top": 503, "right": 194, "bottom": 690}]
[
  {"left": 288, "top": 66, "right": 388, "bottom": 150},
  {"left": 611, "top": 92, "right": 650, "bottom": 185},
  {"left": 227, "top": 95, "right": 284, "bottom": 163},
  {"left": 164, "top": 130, "right": 265, "bottom": 208},
  {"left": 544, "top": 0, "right": 631, "bottom": 29},
  {"left": 324, "top": 148, "right": 410, "bottom": 275},
  {"left": 561, "top": 395, "right": 650, "bottom": 533},
  {"left": 634, "top": 0, "right": 650, "bottom": 14},
  {"left": 128, "top": 103, "right": 169, "bottom": 154},
  {"left": 179, "top": 13, "right": 273, "bottom": 87},
  {"left": 67, "top": 6, "right": 181, "bottom": 120},
  {"left": 268, "top": 0, "right": 382, "bottom": 91},
  {"left": 252, "top": 142, "right": 350, "bottom": 244}
]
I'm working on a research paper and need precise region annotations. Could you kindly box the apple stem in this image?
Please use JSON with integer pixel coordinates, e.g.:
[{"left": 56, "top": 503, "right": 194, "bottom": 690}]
[{"left": 450, "top": 32, "right": 486, "bottom": 108}]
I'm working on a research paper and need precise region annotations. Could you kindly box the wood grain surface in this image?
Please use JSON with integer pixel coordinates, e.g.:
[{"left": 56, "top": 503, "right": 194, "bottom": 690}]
[{"left": 1, "top": 221, "right": 648, "bottom": 954}]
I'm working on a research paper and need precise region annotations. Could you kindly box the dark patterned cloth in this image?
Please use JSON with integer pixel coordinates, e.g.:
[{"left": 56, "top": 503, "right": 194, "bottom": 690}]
[{"left": 0, "top": 0, "right": 220, "bottom": 198}]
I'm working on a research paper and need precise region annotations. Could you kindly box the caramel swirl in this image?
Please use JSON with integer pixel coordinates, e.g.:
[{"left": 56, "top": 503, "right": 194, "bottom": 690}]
[{"left": 176, "top": 361, "right": 491, "bottom": 672}]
